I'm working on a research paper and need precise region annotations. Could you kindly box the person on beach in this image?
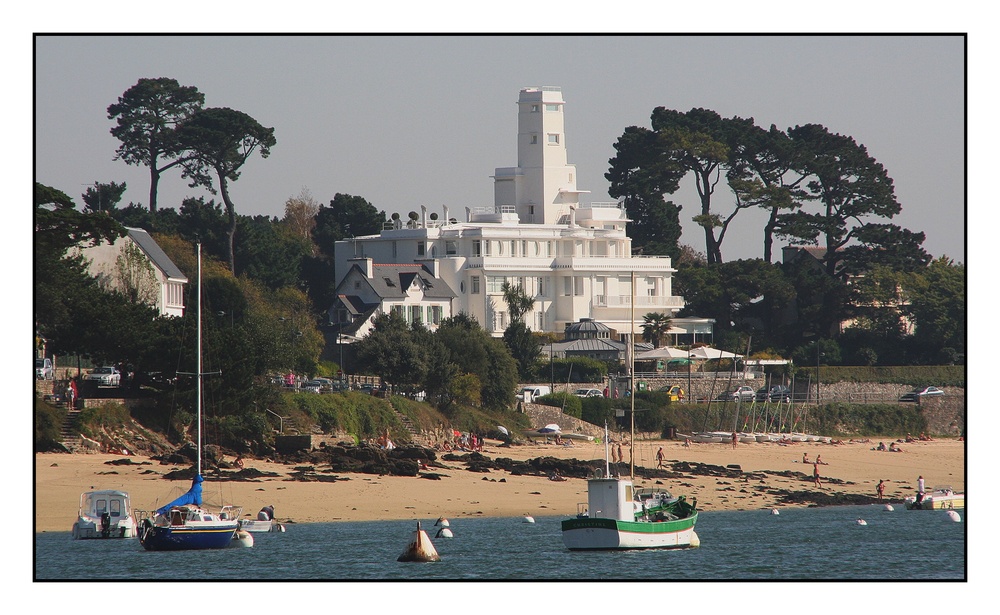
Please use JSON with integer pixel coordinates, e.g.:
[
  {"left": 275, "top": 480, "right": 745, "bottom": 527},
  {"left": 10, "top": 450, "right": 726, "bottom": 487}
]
[
  {"left": 656, "top": 447, "right": 664, "bottom": 468},
  {"left": 683, "top": 438, "right": 691, "bottom": 448},
  {"left": 876, "top": 479, "right": 886, "bottom": 500},
  {"left": 803, "top": 452, "right": 810, "bottom": 464},
  {"left": 731, "top": 432, "right": 738, "bottom": 449},
  {"left": 616, "top": 443, "right": 623, "bottom": 464},
  {"left": 816, "top": 454, "right": 825, "bottom": 465},
  {"left": 258, "top": 505, "right": 274, "bottom": 521},
  {"left": 916, "top": 475, "right": 925, "bottom": 503},
  {"left": 234, "top": 455, "right": 244, "bottom": 469},
  {"left": 813, "top": 463, "right": 822, "bottom": 487}
]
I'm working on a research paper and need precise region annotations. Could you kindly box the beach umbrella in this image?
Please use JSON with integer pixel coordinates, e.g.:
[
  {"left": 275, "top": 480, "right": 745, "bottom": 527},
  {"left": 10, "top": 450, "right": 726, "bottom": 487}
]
[
  {"left": 497, "top": 425, "right": 509, "bottom": 436},
  {"left": 688, "top": 347, "right": 742, "bottom": 360},
  {"left": 539, "top": 423, "right": 561, "bottom": 434},
  {"left": 636, "top": 346, "right": 689, "bottom": 360}
]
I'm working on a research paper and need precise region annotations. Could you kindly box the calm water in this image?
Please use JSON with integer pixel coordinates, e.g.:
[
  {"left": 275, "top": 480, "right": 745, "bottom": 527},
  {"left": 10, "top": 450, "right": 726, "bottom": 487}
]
[{"left": 35, "top": 505, "right": 965, "bottom": 581}]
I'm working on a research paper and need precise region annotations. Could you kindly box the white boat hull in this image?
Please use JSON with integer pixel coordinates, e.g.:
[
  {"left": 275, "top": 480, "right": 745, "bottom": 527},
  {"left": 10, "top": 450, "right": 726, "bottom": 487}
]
[
  {"left": 562, "top": 516, "right": 698, "bottom": 550},
  {"left": 240, "top": 519, "right": 285, "bottom": 533}
]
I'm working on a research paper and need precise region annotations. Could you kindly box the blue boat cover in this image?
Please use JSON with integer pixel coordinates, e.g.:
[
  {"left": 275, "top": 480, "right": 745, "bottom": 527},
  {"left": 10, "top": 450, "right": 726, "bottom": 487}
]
[{"left": 154, "top": 474, "right": 203, "bottom": 515}]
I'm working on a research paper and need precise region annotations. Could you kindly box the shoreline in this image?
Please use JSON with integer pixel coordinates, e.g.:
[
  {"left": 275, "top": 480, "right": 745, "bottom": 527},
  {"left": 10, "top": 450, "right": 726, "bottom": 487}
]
[{"left": 35, "top": 437, "right": 964, "bottom": 532}]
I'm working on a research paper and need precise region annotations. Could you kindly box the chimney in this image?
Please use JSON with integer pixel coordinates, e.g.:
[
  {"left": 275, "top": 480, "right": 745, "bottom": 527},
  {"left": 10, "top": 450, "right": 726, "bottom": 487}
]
[
  {"left": 349, "top": 256, "right": 374, "bottom": 278},
  {"left": 421, "top": 205, "right": 427, "bottom": 228},
  {"left": 443, "top": 205, "right": 450, "bottom": 226}
]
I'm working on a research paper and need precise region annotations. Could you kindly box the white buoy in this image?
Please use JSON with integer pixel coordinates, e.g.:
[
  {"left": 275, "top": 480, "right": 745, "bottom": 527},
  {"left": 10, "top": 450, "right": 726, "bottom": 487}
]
[
  {"left": 689, "top": 531, "right": 700, "bottom": 548},
  {"left": 435, "top": 517, "right": 450, "bottom": 527},
  {"left": 946, "top": 510, "right": 961, "bottom": 523},
  {"left": 884, "top": 504, "right": 894, "bottom": 512},
  {"left": 230, "top": 529, "right": 254, "bottom": 547},
  {"left": 770, "top": 508, "right": 780, "bottom": 515},
  {"left": 397, "top": 521, "right": 441, "bottom": 562},
  {"left": 435, "top": 527, "right": 454, "bottom": 538},
  {"left": 523, "top": 515, "right": 535, "bottom": 524},
  {"left": 856, "top": 519, "right": 867, "bottom": 526}
]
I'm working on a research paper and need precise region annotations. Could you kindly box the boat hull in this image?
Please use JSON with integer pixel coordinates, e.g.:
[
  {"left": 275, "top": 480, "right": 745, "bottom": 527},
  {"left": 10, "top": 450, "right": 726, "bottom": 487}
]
[
  {"left": 561, "top": 513, "right": 698, "bottom": 550},
  {"left": 139, "top": 522, "right": 238, "bottom": 551},
  {"left": 239, "top": 519, "right": 285, "bottom": 533},
  {"left": 72, "top": 517, "right": 137, "bottom": 539},
  {"left": 904, "top": 494, "right": 964, "bottom": 510}
]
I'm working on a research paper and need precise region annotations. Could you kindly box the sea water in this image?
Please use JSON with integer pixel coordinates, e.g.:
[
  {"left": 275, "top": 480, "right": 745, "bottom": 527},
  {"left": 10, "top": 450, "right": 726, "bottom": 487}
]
[{"left": 34, "top": 505, "right": 965, "bottom": 581}]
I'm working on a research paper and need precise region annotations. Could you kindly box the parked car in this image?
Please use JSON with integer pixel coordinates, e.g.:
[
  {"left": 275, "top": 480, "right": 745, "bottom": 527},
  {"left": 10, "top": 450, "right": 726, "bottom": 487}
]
[
  {"left": 718, "top": 386, "right": 755, "bottom": 402},
  {"left": 85, "top": 366, "right": 121, "bottom": 387},
  {"left": 899, "top": 386, "right": 944, "bottom": 402},
  {"left": 756, "top": 385, "right": 791, "bottom": 402},
  {"left": 299, "top": 379, "right": 324, "bottom": 394},
  {"left": 35, "top": 357, "right": 53, "bottom": 380},
  {"left": 657, "top": 385, "right": 685, "bottom": 402},
  {"left": 573, "top": 388, "right": 604, "bottom": 398}
]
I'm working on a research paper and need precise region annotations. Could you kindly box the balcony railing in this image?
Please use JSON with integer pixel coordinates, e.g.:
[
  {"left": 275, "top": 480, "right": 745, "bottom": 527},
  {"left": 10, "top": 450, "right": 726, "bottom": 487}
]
[{"left": 594, "top": 295, "right": 686, "bottom": 308}]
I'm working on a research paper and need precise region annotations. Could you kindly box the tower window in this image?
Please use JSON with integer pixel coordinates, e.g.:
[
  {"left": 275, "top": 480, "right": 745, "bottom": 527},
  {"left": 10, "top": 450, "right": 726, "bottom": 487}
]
[
  {"left": 530, "top": 134, "right": 538, "bottom": 144},
  {"left": 547, "top": 134, "right": 560, "bottom": 144},
  {"left": 545, "top": 104, "right": 559, "bottom": 112},
  {"left": 531, "top": 104, "right": 540, "bottom": 112}
]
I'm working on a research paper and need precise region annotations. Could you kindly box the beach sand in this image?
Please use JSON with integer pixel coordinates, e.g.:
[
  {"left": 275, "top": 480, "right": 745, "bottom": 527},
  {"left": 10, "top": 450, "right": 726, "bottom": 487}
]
[{"left": 35, "top": 437, "right": 964, "bottom": 532}]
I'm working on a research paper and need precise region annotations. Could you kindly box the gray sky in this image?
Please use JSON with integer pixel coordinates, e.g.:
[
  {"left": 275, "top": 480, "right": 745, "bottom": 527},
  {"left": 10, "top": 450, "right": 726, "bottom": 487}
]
[{"left": 34, "top": 34, "right": 965, "bottom": 262}]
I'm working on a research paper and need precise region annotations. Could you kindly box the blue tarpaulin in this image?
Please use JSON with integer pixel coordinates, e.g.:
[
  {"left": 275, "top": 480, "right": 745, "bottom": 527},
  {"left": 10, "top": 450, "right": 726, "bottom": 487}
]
[{"left": 154, "top": 474, "right": 203, "bottom": 515}]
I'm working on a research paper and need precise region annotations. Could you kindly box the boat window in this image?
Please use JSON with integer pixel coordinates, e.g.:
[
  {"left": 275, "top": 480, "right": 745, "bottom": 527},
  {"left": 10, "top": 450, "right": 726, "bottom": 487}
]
[
  {"left": 110, "top": 500, "right": 121, "bottom": 517},
  {"left": 95, "top": 499, "right": 107, "bottom": 514}
]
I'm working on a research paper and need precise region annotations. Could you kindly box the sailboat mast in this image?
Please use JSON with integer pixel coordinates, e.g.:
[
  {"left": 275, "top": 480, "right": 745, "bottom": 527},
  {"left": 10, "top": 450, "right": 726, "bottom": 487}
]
[
  {"left": 196, "top": 243, "right": 202, "bottom": 477},
  {"left": 630, "top": 270, "right": 635, "bottom": 479}
]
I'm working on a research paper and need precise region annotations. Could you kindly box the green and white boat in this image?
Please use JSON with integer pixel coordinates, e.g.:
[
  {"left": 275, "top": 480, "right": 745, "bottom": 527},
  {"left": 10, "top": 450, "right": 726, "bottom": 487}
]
[{"left": 561, "top": 271, "right": 699, "bottom": 551}]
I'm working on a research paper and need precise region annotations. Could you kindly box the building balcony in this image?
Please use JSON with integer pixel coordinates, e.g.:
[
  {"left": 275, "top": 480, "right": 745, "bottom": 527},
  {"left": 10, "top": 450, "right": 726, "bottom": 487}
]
[{"left": 594, "top": 295, "right": 686, "bottom": 308}]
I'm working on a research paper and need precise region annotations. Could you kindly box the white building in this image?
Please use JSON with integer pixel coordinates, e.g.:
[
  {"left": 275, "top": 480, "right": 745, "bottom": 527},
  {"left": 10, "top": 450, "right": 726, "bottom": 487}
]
[
  {"left": 75, "top": 227, "right": 187, "bottom": 317},
  {"left": 332, "top": 86, "right": 700, "bottom": 340}
]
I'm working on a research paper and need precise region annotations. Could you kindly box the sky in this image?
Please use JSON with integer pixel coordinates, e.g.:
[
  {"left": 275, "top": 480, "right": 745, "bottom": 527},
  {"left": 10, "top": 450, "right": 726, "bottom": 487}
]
[{"left": 32, "top": 34, "right": 967, "bottom": 263}]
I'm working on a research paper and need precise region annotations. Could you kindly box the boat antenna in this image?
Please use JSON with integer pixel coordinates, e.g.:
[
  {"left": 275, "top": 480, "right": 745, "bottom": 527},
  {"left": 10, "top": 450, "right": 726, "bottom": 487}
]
[
  {"left": 630, "top": 270, "right": 635, "bottom": 480},
  {"left": 196, "top": 242, "right": 202, "bottom": 477}
]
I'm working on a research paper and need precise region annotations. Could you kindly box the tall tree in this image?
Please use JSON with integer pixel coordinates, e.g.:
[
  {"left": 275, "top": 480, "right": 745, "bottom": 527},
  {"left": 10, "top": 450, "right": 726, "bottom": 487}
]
[
  {"left": 904, "top": 257, "right": 965, "bottom": 362},
  {"left": 282, "top": 188, "right": 320, "bottom": 252},
  {"left": 780, "top": 124, "right": 927, "bottom": 278},
  {"left": 312, "top": 193, "right": 386, "bottom": 258},
  {"left": 107, "top": 78, "right": 205, "bottom": 212},
  {"left": 176, "top": 107, "right": 276, "bottom": 273},
  {"left": 81, "top": 181, "right": 128, "bottom": 214}
]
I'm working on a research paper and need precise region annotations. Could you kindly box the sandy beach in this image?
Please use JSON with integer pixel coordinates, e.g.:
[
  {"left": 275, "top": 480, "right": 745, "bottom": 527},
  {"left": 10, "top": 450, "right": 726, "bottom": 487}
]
[{"left": 35, "top": 436, "right": 964, "bottom": 532}]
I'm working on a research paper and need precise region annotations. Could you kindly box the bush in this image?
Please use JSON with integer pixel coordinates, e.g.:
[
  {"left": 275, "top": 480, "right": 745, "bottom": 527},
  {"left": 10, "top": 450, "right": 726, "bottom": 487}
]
[
  {"left": 535, "top": 392, "right": 582, "bottom": 418},
  {"left": 580, "top": 396, "right": 614, "bottom": 426},
  {"left": 77, "top": 403, "right": 131, "bottom": 439},
  {"left": 34, "top": 396, "right": 65, "bottom": 451}
]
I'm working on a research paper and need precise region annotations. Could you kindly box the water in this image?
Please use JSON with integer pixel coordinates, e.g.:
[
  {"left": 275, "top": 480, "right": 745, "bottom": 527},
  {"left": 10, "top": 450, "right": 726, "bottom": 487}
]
[{"left": 35, "top": 505, "right": 965, "bottom": 581}]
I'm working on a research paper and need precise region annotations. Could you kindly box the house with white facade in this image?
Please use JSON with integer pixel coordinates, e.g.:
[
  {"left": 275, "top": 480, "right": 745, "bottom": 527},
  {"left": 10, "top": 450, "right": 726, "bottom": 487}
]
[
  {"left": 332, "top": 86, "right": 708, "bottom": 341},
  {"left": 75, "top": 227, "right": 187, "bottom": 317},
  {"left": 328, "top": 259, "right": 458, "bottom": 339}
]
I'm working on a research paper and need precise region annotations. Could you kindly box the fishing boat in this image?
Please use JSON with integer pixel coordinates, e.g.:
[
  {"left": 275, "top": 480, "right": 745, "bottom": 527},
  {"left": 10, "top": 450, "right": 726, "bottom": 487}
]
[
  {"left": 561, "top": 272, "right": 699, "bottom": 551},
  {"left": 71, "top": 489, "right": 137, "bottom": 539},
  {"left": 136, "top": 244, "right": 244, "bottom": 551},
  {"left": 904, "top": 486, "right": 965, "bottom": 510}
]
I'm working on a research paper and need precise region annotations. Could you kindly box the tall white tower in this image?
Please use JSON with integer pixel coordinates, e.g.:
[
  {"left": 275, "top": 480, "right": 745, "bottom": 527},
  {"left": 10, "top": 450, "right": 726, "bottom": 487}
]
[{"left": 492, "top": 86, "right": 589, "bottom": 225}]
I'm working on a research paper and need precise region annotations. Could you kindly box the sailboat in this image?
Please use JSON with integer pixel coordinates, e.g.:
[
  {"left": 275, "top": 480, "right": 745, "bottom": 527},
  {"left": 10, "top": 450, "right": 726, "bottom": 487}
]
[
  {"left": 561, "top": 272, "right": 699, "bottom": 550},
  {"left": 137, "top": 244, "right": 245, "bottom": 551}
]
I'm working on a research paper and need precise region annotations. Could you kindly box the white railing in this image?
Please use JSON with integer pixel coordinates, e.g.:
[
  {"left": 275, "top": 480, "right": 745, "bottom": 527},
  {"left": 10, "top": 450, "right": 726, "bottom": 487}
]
[{"left": 594, "top": 295, "right": 686, "bottom": 308}]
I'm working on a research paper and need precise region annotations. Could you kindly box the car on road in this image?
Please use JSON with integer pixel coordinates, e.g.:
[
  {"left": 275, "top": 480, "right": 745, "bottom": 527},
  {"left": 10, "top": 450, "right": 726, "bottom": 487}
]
[
  {"left": 718, "top": 386, "right": 755, "bottom": 402},
  {"left": 85, "top": 366, "right": 121, "bottom": 387},
  {"left": 35, "top": 357, "right": 53, "bottom": 380},
  {"left": 657, "top": 385, "right": 685, "bottom": 402},
  {"left": 573, "top": 388, "right": 604, "bottom": 398},
  {"left": 899, "top": 386, "right": 944, "bottom": 402},
  {"left": 300, "top": 379, "right": 325, "bottom": 394},
  {"left": 756, "top": 385, "right": 791, "bottom": 402}
]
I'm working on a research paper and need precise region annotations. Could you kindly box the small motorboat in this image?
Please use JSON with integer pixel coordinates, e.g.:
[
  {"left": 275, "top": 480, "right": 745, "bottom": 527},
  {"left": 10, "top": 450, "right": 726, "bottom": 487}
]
[
  {"left": 904, "top": 486, "right": 964, "bottom": 510},
  {"left": 72, "top": 490, "right": 137, "bottom": 539}
]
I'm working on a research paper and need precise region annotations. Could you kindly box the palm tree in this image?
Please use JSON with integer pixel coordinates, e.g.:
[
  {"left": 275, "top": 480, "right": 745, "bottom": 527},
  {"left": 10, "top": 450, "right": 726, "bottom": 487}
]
[{"left": 641, "top": 312, "right": 673, "bottom": 347}]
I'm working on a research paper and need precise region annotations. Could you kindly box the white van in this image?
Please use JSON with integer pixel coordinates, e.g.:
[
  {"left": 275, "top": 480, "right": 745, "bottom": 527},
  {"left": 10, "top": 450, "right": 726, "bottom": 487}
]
[{"left": 520, "top": 385, "right": 551, "bottom": 403}]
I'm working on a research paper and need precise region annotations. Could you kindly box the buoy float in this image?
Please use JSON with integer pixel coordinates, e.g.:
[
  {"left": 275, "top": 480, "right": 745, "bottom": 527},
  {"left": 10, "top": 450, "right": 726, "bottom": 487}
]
[
  {"left": 435, "top": 517, "right": 450, "bottom": 527},
  {"left": 435, "top": 527, "right": 454, "bottom": 538},
  {"left": 856, "top": 519, "right": 867, "bottom": 526},
  {"left": 689, "top": 531, "right": 700, "bottom": 548},
  {"left": 770, "top": 508, "right": 780, "bottom": 515},
  {"left": 946, "top": 510, "right": 961, "bottom": 523},
  {"left": 523, "top": 515, "right": 535, "bottom": 524},
  {"left": 397, "top": 521, "right": 441, "bottom": 562},
  {"left": 230, "top": 529, "right": 254, "bottom": 548},
  {"left": 883, "top": 504, "right": 894, "bottom": 512}
]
